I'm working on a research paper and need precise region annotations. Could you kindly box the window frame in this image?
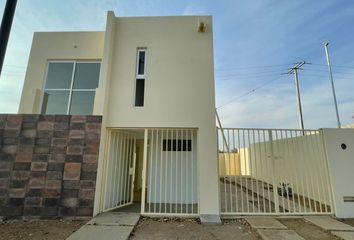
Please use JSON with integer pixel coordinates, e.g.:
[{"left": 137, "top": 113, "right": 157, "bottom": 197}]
[
  {"left": 134, "top": 48, "right": 147, "bottom": 107},
  {"left": 41, "top": 60, "right": 101, "bottom": 115}
]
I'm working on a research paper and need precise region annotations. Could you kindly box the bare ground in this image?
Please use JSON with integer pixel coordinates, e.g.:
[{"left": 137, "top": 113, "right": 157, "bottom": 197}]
[
  {"left": 278, "top": 218, "right": 340, "bottom": 240},
  {"left": 129, "top": 217, "right": 261, "bottom": 240},
  {"left": 0, "top": 219, "right": 86, "bottom": 240}
]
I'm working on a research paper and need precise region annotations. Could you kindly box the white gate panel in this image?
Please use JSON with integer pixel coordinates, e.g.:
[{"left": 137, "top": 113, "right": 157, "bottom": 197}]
[
  {"left": 103, "top": 130, "right": 136, "bottom": 212},
  {"left": 218, "top": 128, "right": 333, "bottom": 215}
]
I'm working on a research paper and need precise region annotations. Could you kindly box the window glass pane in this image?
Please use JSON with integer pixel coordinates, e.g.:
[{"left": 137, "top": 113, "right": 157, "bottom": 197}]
[
  {"left": 137, "top": 51, "right": 145, "bottom": 75},
  {"left": 73, "top": 62, "right": 101, "bottom": 89},
  {"left": 135, "top": 79, "right": 145, "bottom": 107},
  {"left": 69, "top": 91, "right": 95, "bottom": 115},
  {"left": 45, "top": 62, "right": 74, "bottom": 89},
  {"left": 41, "top": 90, "right": 69, "bottom": 114}
]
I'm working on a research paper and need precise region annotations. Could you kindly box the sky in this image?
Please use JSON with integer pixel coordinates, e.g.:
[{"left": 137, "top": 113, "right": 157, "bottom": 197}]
[{"left": 0, "top": 0, "right": 353, "bottom": 129}]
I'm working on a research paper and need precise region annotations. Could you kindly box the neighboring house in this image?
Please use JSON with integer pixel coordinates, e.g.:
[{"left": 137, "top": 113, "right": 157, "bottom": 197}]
[{"left": 17, "top": 12, "right": 220, "bottom": 222}]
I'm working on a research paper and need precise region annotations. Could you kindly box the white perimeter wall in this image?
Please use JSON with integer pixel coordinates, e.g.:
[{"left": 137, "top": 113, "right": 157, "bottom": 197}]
[{"left": 323, "top": 128, "right": 354, "bottom": 218}]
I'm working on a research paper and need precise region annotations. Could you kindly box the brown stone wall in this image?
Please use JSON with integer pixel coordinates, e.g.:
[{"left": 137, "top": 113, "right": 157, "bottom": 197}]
[{"left": 0, "top": 114, "right": 102, "bottom": 219}]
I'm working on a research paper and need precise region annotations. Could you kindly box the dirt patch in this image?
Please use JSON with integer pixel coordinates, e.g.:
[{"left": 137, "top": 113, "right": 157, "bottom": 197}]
[
  {"left": 129, "top": 217, "right": 261, "bottom": 240},
  {"left": 339, "top": 218, "right": 354, "bottom": 227},
  {"left": 278, "top": 218, "right": 340, "bottom": 240},
  {"left": 0, "top": 219, "right": 86, "bottom": 240}
]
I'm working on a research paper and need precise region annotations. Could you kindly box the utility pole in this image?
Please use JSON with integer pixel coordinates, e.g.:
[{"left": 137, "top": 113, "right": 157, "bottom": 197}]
[
  {"left": 0, "top": 0, "right": 18, "bottom": 78},
  {"left": 288, "top": 61, "right": 308, "bottom": 131},
  {"left": 324, "top": 42, "right": 341, "bottom": 128}
]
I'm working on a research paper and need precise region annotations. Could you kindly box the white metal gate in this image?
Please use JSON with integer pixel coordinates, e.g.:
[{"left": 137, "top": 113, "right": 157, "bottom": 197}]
[
  {"left": 141, "top": 129, "right": 198, "bottom": 216},
  {"left": 103, "top": 130, "right": 137, "bottom": 212},
  {"left": 218, "top": 128, "right": 333, "bottom": 215}
]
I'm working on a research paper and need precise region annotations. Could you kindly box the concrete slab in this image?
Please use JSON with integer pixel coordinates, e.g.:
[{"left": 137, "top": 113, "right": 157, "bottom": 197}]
[
  {"left": 304, "top": 216, "right": 354, "bottom": 231},
  {"left": 200, "top": 214, "right": 222, "bottom": 225},
  {"left": 257, "top": 229, "right": 305, "bottom": 240},
  {"left": 245, "top": 217, "right": 287, "bottom": 229},
  {"left": 87, "top": 212, "right": 140, "bottom": 226},
  {"left": 66, "top": 225, "right": 133, "bottom": 240},
  {"left": 331, "top": 231, "right": 354, "bottom": 240}
]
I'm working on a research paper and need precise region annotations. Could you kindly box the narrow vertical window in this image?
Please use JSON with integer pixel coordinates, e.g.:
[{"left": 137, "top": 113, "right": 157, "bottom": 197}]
[{"left": 135, "top": 49, "right": 146, "bottom": 107}]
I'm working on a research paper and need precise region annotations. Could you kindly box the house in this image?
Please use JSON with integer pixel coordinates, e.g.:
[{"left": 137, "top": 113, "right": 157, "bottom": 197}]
[{"left": 17, "top": 11, "right": 220, "bottom": 222}]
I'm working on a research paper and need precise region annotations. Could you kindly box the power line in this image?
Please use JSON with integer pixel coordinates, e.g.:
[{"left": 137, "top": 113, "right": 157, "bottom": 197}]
[
  {"left": 216, "top": 75, "right": 287, "bottom": 109},
  {"left": 215, "top": 63, "right": 294, "bottom": 71}
]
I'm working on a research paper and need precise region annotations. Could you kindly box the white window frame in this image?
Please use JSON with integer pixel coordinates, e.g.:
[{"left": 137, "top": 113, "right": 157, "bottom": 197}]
[
  {"left": 41, "top": 60, "right": 101, "bottom": 115},
  {"left": 134, "top": 49, "right": 147, "bottom": 107}
]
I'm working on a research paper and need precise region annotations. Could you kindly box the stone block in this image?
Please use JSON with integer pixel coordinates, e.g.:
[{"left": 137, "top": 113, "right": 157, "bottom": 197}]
[
  {"left": 66, "top": 154, "right": 83, "bottom": 163},
  {"left": 54, "top": 122, "right": 69, "bottom": 131},
  {"left": 79, "top": 189, "right": 95, "bottom": 200},
  {"left": 67, "top": 146, "right": 84, "bottom": 155},
  {"left": 25, "top": 197, "right": 42, "bottom": 206},
  {"left": 68, "top": 138, "right": 85, "bottom": 146},
  {"left": 43, "top": 198, "right": 59, "bottom": 207},
  {"left": 62, "top": 189, "right": 79, "bottom": 198},
  {"left": 84, "top": 143, "right": 99, "bottom": 154},
  {"left": 55, "top": 115, "right": 71, "bottom": 122},
  {"left": 4, "top": 129, "right": 20, "bottom": 138},
  {"left": 9, "top": 188, "right": 26, "bottom": 198},
  {"left": 27, "top": 189, "right": 42, "bottom": 197},
  {"left": 0, "top": 162, "right": 13, "bottom": 171},
  {"left": 43, "top": 189, "right": 60, "bottom": 198},
  {"left": 0, "top": 172, "right": 10, "bottom": 179},
  {"left": 34, "top": 145, "right": 50, "bottom": 154},
  {"left": 1, "top": 206, "right": 23, "bottom": 217},
  {"left": 49, "top": 153, "right": 66, "bottom": 162},
  {"left": 62, "top": 198, "right": 78, "bottom": 208},
  {"left": 23, "top": 114, "right": 39, "bottom": 123},
  {"left": 0, "top": 178, "right": 9, "bottom": 188},
  {"left": 10, "top": 180, "right": 27, "bottom": 188},
  {"left": 36, "top": 130, "right": 53, "bottom": 138},
  {"left": 70, "top": 122, "right": 85, "bottom": 130},
  {"left": 59, "top": 207, "right": 76, "bottom": 217},
  {"left": 80, "top": 180, "right": 96, "bottom": 189},
  {"left": 8, "top": 198, "right": 25, "bottom": 206},
  {"left": 80, "top": 172, "right": 97, "bottom": 181},
  {"left": 39, "top": 115, "right": 55, "bottom": 122},
  {"left": 71, "top": 116, "right": 86, "bottom": 123},
  {"left": 46, "top": 171, "right": 62, "bottom": 180},
  {"left": 83, "top": 154, "right": 98, "bottom": 163},
  {"left": 0, "top": 188, "right": 8, "bottom": 197},
  {"left": 2, "top": 145, "right": 17, "bottom": 154},
  {"left": 15, "top": 152, "right": 32, "bottom": 162},
  {"left": 21, "top": 129, "right": 37, "bottom": 138},
  {"left": 3, "top": 138, "right": 19, "bottom": 145},
  {"left": 40, "top": 207, "right": 58, "bottom": 218},
  {"left": 52, "top": 138, "right": 67, "bottom": 146},
  {"left": 19, "top": 137, "right": 35, "bottom": 145},
  {"left": 17, "top": 144, "right": 34, "bottom": 153},
  {"left": 23, "top": 206, "right": 41, "bottom": 216},
  {"left": 53, "top": 130, "right": 69, "bottom": 138},
  {"left": 35, "top": 138, "right": 51, "bottom": 145},
  {"left": 37, "top": 121, "right": 54, "bottom": 131},
  {"left": 12, "top": 171, "right": 30, "bottom": 181},
  {"left": 47, "top": 163, "right": 64, "bottom": 171},
  {"left": 82, "top": 163, "right": 98, "bottom": 173},
  {"left": 5, "top": 115, "right": 23, "bottom": 129},
  {"left": 77, "top": 207, "right": 93, "bottom": 216},
  {"left": 51, "top": 146, "right": 67, "bottom": 154},
  {"left": 64, "top": 163, "right": 81, "bottom": 180},
  {"left": 79, "top": 199, "right": 94, "bottom": 207},
  {"left": 0, "top": 153, "right": 15, "bottom": 161},
  {"left": 29, "top": 176, "right": 45, "bottom": 189},
  {"left": 63, "top": 180, "right": 80, "bottom": 189},
  {"left": 69, "top": 130, "right": 85, "bottom": 139},
  {"left": 22, "top": 122, "right": 37, "bottom": 130},
  {"left": 45, "top": 180, "right": 62, "bottom": 189},
  {"left": 32, "top": 154, "right": 49, "bottom": 162},
  {"left": 31, "top": 162, "right": 48, "bottom": 171},
  {"left": 86, "top": 116, "right": 102, "bottom": 123},
  {"left": 13, "top": 163, "right": 31, "bottom": 171}
]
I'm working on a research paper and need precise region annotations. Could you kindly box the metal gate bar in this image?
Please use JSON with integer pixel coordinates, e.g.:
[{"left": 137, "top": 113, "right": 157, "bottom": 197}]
[
  {"left": 218, "top": 128, "right": 333, "bottom": 215},
  {"left": 141, "top": 128, "right": 198, "bottom": 216}
]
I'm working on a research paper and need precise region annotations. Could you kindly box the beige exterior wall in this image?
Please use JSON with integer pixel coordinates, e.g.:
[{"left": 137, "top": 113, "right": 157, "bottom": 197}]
[
  {"left": 18, "top": 31, "right": 105, "bottom": 113},
  {"left": 94, "top": 12, "right": 219, "bottom": 217},
  {"left": 19, "top": 12, "right": 220, "bottom": 219}
]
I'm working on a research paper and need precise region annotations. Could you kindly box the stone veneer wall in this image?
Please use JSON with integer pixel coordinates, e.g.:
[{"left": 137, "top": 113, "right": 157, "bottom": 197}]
[{"left": 0, "top": 114, "right": 102, "bottom": 219}]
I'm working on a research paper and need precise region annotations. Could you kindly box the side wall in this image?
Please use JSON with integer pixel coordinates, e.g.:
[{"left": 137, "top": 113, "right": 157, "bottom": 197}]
[
  {"left": 18, "top": 32, "right": 105, "bottom": 114},
  {"left": 0, "top": 114, "right": 101, "bottom": 219}
]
